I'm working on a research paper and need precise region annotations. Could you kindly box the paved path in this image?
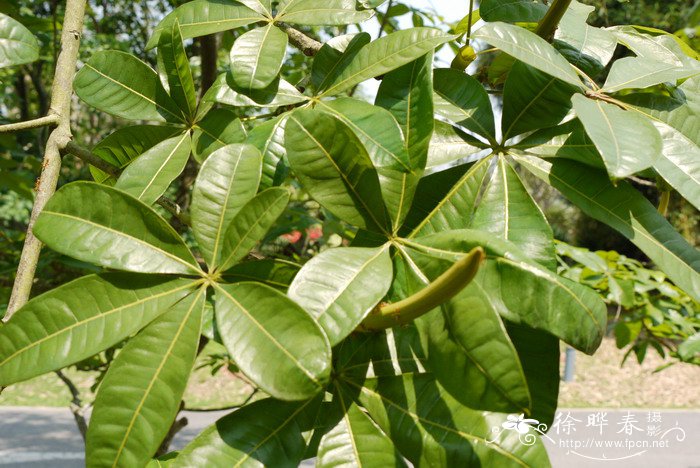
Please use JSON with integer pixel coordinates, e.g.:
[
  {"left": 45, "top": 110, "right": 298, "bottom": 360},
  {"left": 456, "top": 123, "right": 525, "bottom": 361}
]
[{"left": 0, "top": 407, "right": 698, "bottom": 467}]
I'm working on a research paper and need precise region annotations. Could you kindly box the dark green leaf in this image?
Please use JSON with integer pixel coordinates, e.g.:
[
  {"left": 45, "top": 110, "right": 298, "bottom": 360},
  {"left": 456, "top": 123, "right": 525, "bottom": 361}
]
[
  {"left": 288, "top": 244, "right": 392, "bottom": 346},
  {"left": 0, "top": 274, "right": 196, "bottom": 386},
  {"left": 285, "top": 109, "right": 390, "bottom": 233},
  {"left": 34, "top": 182, "right": 200, "bottom": 275},
  {"left": 192, "top": 109, "right": 247, "bottom": 163},
  {"left": 229, "top": 24, "right": 288, "bottom": 91},
  {"left": 215, "top": 282, "right": 331, "bottom": 400},
  {"left": 86, "top": 288, "right": 205, "bottom": 468},
  {"left": 158, "top": 20, "right": 197, "bottom": 119},
  {"left": 218, "top": 187, "right": 291, "bottom": 271},
  {"left": 74, "top": 51, "right": 184, "bottom": 123},
  {"left": 0, "top": 12, "right": 39, "bottom": 67},
  {"left": 115, "top": 133, "right": 192, "bottom": 206}
]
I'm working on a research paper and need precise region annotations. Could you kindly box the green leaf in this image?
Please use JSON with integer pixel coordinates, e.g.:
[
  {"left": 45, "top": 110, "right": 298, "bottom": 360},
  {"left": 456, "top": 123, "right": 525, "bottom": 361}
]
[
  {"left": 147, "top": 0, "right": 264, "bottom": 49},
  {"left": 652, "top": 121, "right": 700, "bottom": 211},
  {"left": 619, "top": 78, "right": 700, "bottom": 145},
  {"left": 191, "top": 144, "right": 262, "bottom": 269},
  {"left": 74, "top": 51, "right": 184, "bottom": 123},
  {"left": 173, "top": 398, "right": 312, "bottom": 467},
  {"left": 317, "top": 393, "right": 406, "bottom": 467},
  {"left": 510, "top": 119, "right": 602, "bottom": 169},
  {"left": 90, "top": 126, "right": 181, "bottom": 184},
  {"left": 0, "top": 12, "right": 39, "bottom": 67},
  {"left": 407, "top": 157, "right": 492, "bottom": 238},
  {"left": 433, "top": 68, "right": 496, "bottom": 143},
  {"left": 515, "top": 154, "right": 700, "bottom": 301},
  {"left": 221, "top": 259, "right": 300, "bottom": 290},
  {"left": 115, "top": 133, "right": 192, "bottom": 206},
  {"left": 229, "top": 24, "right": 288, "bottom": 91},
  {"left": 192, "top": 109, "right": 247, "bottom": 163},
  {"left": 0, "top": 274, "right": 196, "bottom": 386},
  {"left": 246, "top": 115, "right": 288, "bottom": 190},
  {"left": 320, "top": 28, "right": 454, "bottom": 97},
  {"left": 237, "top": 0, "right": 274, "bottom": 18},
  {"left": 207, "top": 73, "right": 309, "bottom": 107},
  {"left": 288, "top": 244, "right": 392, "bottom": 346},
  {"left": 474, "top": 22, "right": 582, "bottom": 88},
  {"left": 317, "top": 98, "right": 416, "bottom": 232},
  {"left": 214, "top": 282, "right": 331, "bottom": 400},
  {"left": 86, "top": 288, "right": 205, "bottom": 468},
  {"left": 426, "top": 120, "right": 487, "bottom": 170},
  {"left": 33, "top": 182, "right": 200, "bottom": 275},
  {"left": 505, "top": 323, "right": 559, "bottom": 427},
  {"left": 158, "top": 20, "right": 197, "bottom": 119},
  {"left": 376, "top": 52, "right": 434, "bottom": 171},
  {"left": 471, "top": 157, "right": 555, "bottom": 269},
  {"left": 678, "top": 333, "right": 700, "bottom": 361},
  {"left": 276, "top": 0, "right": 374, "bottom": 25},
  {"left": 602, "top": 57, "right": 699, "bottom": 93},
  {"left": 312, "top": 33, "right": 371, "bottom": 93},
  {"left": 285, "top": 109, "right": 390, "bottom": 233},
  {"left": 555, "top": 1, "right": 616, "bottom": 72},
  {"left": 572, "top": 94, "right": 661, "bottom": 179},
  {"left": 346, "top": 374, "right": 551, "bottom": 467},
  {"left": 502, "top": 61, "right": 577, "bottom": 140},
  {"left": 218, "top": 187, "right": 291, "bottom": 271},
  {"left": 404, "top": 231, "right": 606, "bottom": 353},
  {"left": 479, "top": 0, "right": 547, "bottom": 23}
]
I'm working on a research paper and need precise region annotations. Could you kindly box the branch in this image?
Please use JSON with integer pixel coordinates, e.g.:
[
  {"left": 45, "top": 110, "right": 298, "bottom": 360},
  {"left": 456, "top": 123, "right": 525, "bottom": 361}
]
[
  {"left": 277, "top": 23, "right": 322, "bottom": 56},
  {"left": 535, "top": 0, "right": 573, "bottom": 41},
  {"left": 55, "top": 370, "right": 88, "bottom": 440},
  {"left": 358, "top": 246, "right": 485, "bottom": 331},
  {"left": 6, "top": 0, "right": 88, "bottom": 320},
  {"left": 0, "top": 115, "right": 59, "bottom": 134}
]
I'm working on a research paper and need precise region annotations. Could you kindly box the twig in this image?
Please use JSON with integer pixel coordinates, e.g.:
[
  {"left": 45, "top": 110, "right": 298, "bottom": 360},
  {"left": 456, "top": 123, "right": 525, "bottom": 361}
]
[
  {"left": 55, "top": 370, "right": 89, "bottom": 441},
  {"left": 0, "top": 115, "right": 59, "bottom": 134},
  {"left": 277, "top": 23, "right": 322, "bottom": 56},
  {"left": 535, "top": 0, "right": 573, "bottom": 41},
  {"left": 377, "top": 0, "right": 394, "bottom": 38},
  {"left": 6, "top": 0, "right": 88, "bottom": 320}
]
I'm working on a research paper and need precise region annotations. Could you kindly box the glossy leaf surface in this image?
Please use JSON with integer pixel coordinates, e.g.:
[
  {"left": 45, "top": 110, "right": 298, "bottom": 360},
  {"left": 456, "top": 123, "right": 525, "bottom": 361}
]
[
  {"left": 215, "top": 282, "right": 331, "bottom": 400},
  {"left": 33, "top": 182, "right": 200, "bottom": 275},
  {"left": 288, "top": 245, "right": 392, "bottom": 346}
]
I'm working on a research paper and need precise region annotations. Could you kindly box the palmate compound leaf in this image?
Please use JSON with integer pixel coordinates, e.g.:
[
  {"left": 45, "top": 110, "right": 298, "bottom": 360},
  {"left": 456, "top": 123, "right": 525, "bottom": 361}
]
[
  {"left": 400, "top": 230, "right": 607, "bottom": 354},
  {"left": 173, "top": 397, "right": 316, "bottom": 467},
  {"left": 191, "top": 144, "right": 262, "bottom": 270},
  {"left": 288, "top": 244, "right": 393, "bottom": 346},
  {"left": 74, "top": 51, "right": 185, "bottom": 123},
  {"left": 214, "top": 282, "right": 332, "bottom": 400},
  {"left": 115, "top": 132, "right": 192, "bottom": 206},
  {"left": 33, "top": 182, "right": 201, "bottom": 275},
  {"left": 86, "top": 288, "right": 206, "bottom": 468},
  {"left": 426, "top": 120, "right": 488, "bottom": 170},
  {"left": 0, "top": 274, "right": 197, "bottom": 386},
  {"left": 404, "top": 155, "right": 555, "bottom": 269},
  {"left": 342, "top": 373, "right": 551, "bottom": 467},
  {"left": 319, "top": 28, "right": 455, "bottom": 97},
  {"left": 514, "top": 154, "right": 700, "bottom": 301},
  {"left": 0, "top": 12, "right": 40, "bottom": 68},
  {"left": 285, "top": 109, "right": 390, "bottom": 234}
]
